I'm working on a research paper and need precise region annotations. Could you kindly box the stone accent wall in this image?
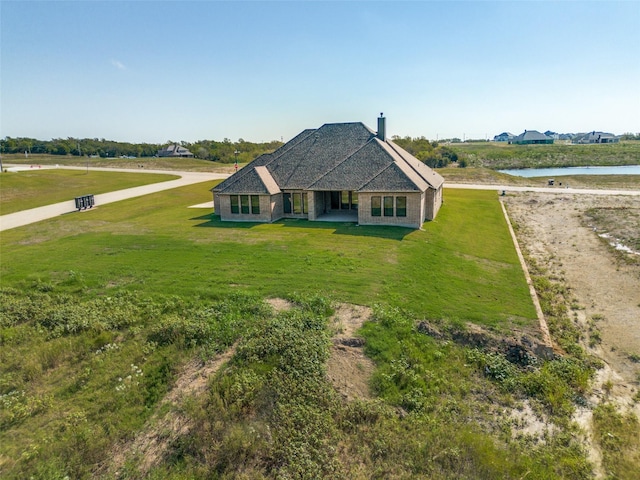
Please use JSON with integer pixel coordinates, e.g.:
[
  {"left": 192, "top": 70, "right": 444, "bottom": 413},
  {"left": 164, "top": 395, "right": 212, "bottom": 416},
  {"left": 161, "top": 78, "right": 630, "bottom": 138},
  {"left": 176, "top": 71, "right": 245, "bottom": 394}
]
[{"left": 358, "top": 192, "right": 423, "bottom": 229}]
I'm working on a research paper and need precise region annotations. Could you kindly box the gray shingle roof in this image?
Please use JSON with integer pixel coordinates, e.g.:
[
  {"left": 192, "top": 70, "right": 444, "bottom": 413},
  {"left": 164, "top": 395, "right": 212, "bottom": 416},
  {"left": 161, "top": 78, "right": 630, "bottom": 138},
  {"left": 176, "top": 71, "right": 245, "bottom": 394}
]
[
  {"left": 213, "top": 121, "right": 444, "bottom": 195},
  {"left": 514, "top": 130, "right": 550, "bottom": 142}
]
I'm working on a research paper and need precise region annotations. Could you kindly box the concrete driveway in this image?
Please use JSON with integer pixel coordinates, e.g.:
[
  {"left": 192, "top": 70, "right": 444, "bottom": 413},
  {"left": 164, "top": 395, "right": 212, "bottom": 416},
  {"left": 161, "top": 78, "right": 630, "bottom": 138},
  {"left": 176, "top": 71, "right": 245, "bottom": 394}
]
[
  {"left": 2, "top": 166, "right": 638, "bottom": 232},
  {"left": 0, "top": 166, "right": 229, "bottom": 232}
]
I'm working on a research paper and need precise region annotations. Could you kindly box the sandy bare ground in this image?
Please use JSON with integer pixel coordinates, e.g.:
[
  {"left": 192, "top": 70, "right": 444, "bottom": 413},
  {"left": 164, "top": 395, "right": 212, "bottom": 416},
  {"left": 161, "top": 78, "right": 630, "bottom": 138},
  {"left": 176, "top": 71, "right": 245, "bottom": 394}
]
[
  {"left": 504, "top": 192, "right": 640, "bottom": 477},
  {"left": 504, "top": 193, "right": 640, "bottom": 388},
  {"left": 327, "top": 303, "right": 375, "bottom": 401}
]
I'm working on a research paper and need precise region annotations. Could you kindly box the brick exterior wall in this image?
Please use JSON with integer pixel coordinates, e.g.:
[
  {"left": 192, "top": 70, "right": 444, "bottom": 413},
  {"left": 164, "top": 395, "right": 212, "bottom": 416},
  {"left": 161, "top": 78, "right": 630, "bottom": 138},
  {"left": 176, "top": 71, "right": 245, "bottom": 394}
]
[
  {"left": 308, "top": 191, "right": 327, "bottom": 221},
  {"left": 215, "top": 186, "right": 442, "bottom": 228},
  {"left": 423, "top": 186, "right": 443, "bottom": 221},
  {"left": 216, "top": 194, "right": 276, "bottom": 223},
  {"left": 358, "top": 192, "right": 424, "bottom": 229}
]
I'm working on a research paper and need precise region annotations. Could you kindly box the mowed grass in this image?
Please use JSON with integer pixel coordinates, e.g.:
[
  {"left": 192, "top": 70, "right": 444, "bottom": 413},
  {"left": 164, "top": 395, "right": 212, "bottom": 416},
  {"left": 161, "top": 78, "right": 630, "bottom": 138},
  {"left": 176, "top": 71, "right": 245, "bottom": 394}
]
[
  {"left": 0, "top": 182, "right": 536, "bottom": 327},
  {"left": 0, "top": 169, "right": 178, "bottom": 214},
  {"left": 2, "top": 152, "right": 237, "bottom": 173}
]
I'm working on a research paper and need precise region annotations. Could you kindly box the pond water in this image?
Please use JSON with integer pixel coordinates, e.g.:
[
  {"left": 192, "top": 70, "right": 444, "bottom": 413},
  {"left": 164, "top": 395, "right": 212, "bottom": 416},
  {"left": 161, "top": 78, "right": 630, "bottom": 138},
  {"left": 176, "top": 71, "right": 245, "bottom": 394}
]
[{"left": 499, "top": 165, "right": 640, "bottom": 178}]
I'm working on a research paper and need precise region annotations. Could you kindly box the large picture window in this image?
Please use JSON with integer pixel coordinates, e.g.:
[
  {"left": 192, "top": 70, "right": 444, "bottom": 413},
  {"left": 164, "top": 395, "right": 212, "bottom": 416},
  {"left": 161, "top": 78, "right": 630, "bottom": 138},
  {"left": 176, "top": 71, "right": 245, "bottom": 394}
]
[
  {"left": 384, "top": 196, "right": 394, "bottom": 216},
  {"left": 302, "top": 193, "right": 308, "bottom": 214},
  {"left": 396, "top": 196, "right": 407, "bottom": 217},
  {"left": 293, "top": 193, "right": 302, "bottom": 214},
  {"left": 371, "top": 196, "right": 381, "bottom": 216},
  {"left": 240, "top": 195, "right": 250, "bottom": 214},
  {"left": 230, "top": 195, "right": 239, "bottom": 214},
  {"left": 251, "top": 195, "right": 260, "bottom": 214},
  {"left": 341, "top": 191, "right": 350, "bottom": 210}
]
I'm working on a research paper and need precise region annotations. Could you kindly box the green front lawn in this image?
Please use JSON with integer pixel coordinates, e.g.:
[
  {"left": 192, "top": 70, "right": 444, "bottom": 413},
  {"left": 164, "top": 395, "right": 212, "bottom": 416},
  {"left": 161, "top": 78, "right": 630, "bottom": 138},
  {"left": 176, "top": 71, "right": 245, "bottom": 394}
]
[
  {"left": 1, "top": 184, "right": 535, "bottom": 326},
  {"left": 0, "top": 169, "right": 178, "bottom": 214}
]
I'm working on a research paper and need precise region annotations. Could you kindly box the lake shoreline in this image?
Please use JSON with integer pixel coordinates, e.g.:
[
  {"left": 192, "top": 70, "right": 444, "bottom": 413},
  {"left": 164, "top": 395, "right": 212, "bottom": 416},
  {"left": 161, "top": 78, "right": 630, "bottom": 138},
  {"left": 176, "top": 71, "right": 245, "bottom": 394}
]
[{"left": 499, "top": 165, "right": 640, "bottom": 177}]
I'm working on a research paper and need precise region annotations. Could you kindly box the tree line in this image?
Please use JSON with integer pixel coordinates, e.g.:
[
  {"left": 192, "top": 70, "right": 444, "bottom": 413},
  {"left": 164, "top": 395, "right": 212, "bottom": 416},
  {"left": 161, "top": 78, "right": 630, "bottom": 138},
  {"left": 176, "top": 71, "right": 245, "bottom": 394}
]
[
  {"left": 391, "top": 136, "right": 467, "bottom": 167},
  {"left": 0, "top": 137, "right": 284, "bottom": 164}
]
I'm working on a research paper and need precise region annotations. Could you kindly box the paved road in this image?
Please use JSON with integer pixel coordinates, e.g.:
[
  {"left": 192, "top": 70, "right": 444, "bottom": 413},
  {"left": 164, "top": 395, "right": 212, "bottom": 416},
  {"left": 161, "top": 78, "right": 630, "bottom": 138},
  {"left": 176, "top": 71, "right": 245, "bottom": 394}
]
[
  {"left": 0, "top": 166, "right": 228, "bottom": 232},
  {"left": 1, "top": 165, "right": 638, "bottom": 232},
  {"left": 445, "top": 183, "right": 640, "bottom": 196}
]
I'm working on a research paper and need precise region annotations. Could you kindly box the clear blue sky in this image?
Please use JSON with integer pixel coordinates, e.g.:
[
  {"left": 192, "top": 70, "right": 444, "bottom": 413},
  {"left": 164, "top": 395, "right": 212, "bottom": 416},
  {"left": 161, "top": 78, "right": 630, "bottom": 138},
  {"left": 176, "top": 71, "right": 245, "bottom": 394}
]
[{"left": 2, "top": 1, "right": 639, "bottom": 143}]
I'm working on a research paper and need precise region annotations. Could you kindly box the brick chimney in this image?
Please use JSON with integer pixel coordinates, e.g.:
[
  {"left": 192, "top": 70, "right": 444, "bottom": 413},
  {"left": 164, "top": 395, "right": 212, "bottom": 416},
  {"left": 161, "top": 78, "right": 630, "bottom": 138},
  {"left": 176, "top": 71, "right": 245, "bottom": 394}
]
[{"left": 377, "top": 113, "right": 386, "bottom": 141}]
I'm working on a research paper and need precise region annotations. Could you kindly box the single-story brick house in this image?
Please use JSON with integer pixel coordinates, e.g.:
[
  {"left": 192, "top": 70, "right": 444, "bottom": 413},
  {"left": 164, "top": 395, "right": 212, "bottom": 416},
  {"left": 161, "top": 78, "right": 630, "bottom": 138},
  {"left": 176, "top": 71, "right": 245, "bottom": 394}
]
[
  {"left": 493, "top": 132, "right": 514, "bottom": 142},
  {"left": 510, "top": 130, "right": 554, "bottom": 145},
  {"left": 572, "top": 131, "right": 620, "bottom": 144},
  {"left": 157, "top": 143, "right": 194, "bottom": 157},
  {"left": 212, "top": 116, "right": 444, "bottom": 229}
]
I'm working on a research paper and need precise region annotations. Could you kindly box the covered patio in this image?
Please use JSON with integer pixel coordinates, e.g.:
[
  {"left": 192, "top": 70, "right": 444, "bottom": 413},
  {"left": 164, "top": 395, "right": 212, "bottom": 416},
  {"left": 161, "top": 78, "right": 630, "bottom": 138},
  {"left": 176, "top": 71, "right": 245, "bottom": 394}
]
[{"left": 315, "top": 211, "right": 358, "bottom": 223}]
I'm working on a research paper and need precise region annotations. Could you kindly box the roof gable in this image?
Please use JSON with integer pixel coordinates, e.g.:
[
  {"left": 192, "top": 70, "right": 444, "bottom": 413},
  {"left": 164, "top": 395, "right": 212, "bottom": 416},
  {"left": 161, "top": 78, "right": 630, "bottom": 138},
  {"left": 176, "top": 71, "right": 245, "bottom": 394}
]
[
  {"left": 516, "top": 130, "right": 550, "bottom": 141},
  {"left": 359, "top": 163, "right": 423, "bottom": 192},
  {"left": 214, "top": 161, "right": 280, "bottom": 195},
  {"left": 385, "top": 140, "right": 444, "bottom": 189},
  {"left": 266, "top": 122, "right": 374, "bottom": 189},
  {"left": 308, "top": 138, "right": 394, "bottom": 190},
  {"left": 215, "top": 119, "right": 444, "bottom": 195}
]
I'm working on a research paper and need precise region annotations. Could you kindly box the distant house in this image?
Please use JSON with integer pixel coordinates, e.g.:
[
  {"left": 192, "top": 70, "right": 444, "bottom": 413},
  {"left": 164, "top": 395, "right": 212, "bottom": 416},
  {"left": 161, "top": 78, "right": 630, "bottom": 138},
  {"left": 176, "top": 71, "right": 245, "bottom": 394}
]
[
  {"left": 510, "top": 130, "right": 554, "bottom": 145},
  {"left": 572, "top": 131, "right": 620, "bottom": 144},
  {"left": 493, "top": 132, "right": 514, "bottom": 142},
  {"left": 212, "top": 116, "right": 445, "bottom": 229},
  {"left": 157, "top": 144, "right": 194, "bottom": 157}
]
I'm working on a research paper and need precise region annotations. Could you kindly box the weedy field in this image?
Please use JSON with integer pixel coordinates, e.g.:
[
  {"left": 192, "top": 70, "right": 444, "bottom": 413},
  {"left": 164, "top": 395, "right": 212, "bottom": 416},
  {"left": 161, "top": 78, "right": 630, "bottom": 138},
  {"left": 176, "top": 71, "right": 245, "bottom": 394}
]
[
  {"left": 448, "top": 140, "right": 640, "bottom": 170},
  {"left": 0, "top": 176, "right": 635, "bottom": 478}
]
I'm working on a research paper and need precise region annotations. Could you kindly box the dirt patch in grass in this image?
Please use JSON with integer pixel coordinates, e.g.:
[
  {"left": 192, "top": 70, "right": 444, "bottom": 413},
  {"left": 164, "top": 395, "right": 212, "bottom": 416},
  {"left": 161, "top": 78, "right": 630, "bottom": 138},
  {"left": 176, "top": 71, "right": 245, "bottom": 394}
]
[
  {"left": 327, "top": 304, "right": 375, "bottom": 401},
  {"left": 417, "top": 320, "right": 554, "bottom": 363},
  {"left": 266, "top": 297, "right": 295, "bottom": 312},
  {"left": 265, "top": 299, "right": 375, "bottom": 401},
  {"left": 103, "top": 346, "right": 236, "bottom": 477}
]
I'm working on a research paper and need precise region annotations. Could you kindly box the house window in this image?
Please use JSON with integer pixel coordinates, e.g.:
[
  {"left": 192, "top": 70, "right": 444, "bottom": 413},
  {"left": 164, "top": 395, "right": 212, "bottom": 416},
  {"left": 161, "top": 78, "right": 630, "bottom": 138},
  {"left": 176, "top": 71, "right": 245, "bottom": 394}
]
[
  {"left": 371, "top": 196, "right": 381, "bottom": 217},
  {"left": 384, "top": 196, "right": 394, "bottom": 216},
  {"left": 351, "top": 192, "right": 358, "bottom": 210},
  {"left": 240, "top": 195, "right": 250, "bottom": 214},
  {"left": 302, "top": 193, "right": 308, "bottom": 214},
  {"left": 283, "top": 193, "right": 292, "bottom": 214},
  {"left": 293, "top": 193, "right": 302, "bottom": 214},
  {"left": 251, "top": 195, "right": 260, "bottom": 214},
  {"left": 341, "top": 191, "right": 350, "bottom": 210},
  {"left": 230, "top": 195, "right": 239, "bottom": 214},
  {"left": 396, "top": 196, "right": 407, "bottom": 217}
]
